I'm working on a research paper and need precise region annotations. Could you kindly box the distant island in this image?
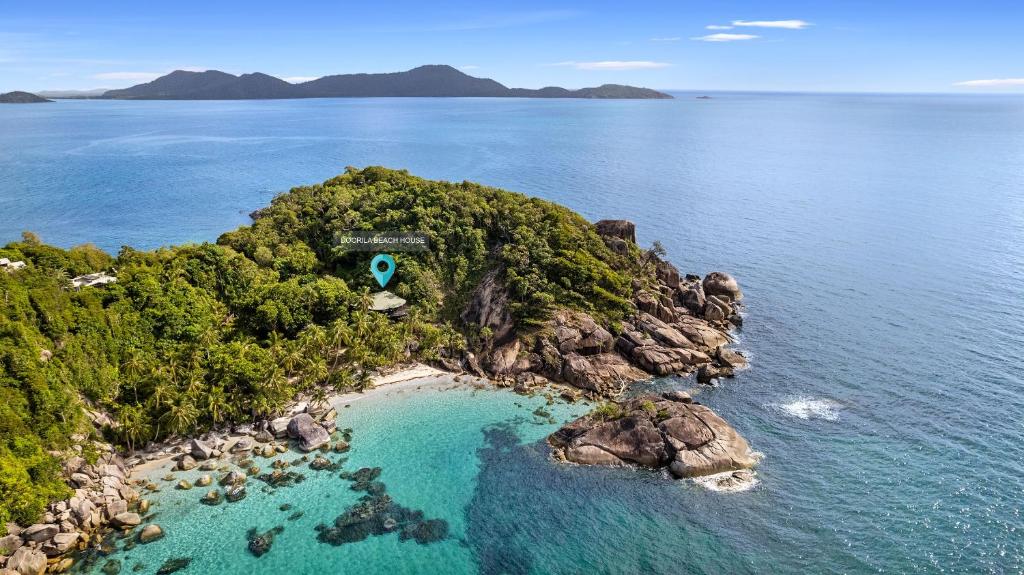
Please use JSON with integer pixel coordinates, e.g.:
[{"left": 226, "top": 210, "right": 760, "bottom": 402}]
[
  {"left": 0, "top": 91, "right": 52, "bottom": 103},
  {"left": 100, "top": 65, "right": 673, "bottom": 100}
]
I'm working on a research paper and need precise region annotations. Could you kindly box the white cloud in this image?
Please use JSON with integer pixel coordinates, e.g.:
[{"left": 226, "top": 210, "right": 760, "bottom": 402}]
[
  {"left": 953, "top": 78, "right": 1024, "bottom": 88},
  {"left": 92, "top": 72, "right": 162, "bottom": 81},
  {"left": 732, "top": 20, "right": 812, "bottom": 29},
  {"left": 706, "top": 25, "right": 734, "bottom": 30},
  {"left": 282, "top": 76, "right": 320, "bottom": 83},
  {"left": 650, "top": 36, "right": 681, "bottom": 42},
  {"left": 692, "top": 33, "right": 759, "bottom": 42},
  {"left": 550, "top": 60, "right": 671, "bottom": 70}
]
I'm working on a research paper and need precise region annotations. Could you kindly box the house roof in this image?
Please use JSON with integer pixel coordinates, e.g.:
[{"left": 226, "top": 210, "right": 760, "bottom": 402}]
[{"left": 370, "top": 290, "right": 407, "bottom": 312}]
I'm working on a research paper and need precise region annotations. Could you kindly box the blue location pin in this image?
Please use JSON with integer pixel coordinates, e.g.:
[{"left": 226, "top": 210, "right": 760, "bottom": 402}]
[{"left": 370, "top": 253, "right": 396, "bottom": 288}]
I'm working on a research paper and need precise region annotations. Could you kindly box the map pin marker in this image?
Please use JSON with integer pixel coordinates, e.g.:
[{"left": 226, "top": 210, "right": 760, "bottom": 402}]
[{"left": 370, "top": 253, "right": 396, "bottom": 288}]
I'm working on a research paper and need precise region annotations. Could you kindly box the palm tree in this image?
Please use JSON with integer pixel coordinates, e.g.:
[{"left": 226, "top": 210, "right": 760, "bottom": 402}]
[
  {"left": 280, "top": 340, "right": 307, "bottom": 377},
  {"left": 206, "top": 385, "right": 229, "bottom": 425},
  {"left": 117, "top": 404, "right": 151, "bottom": 452},
  {"left": 160, "top": 395, "right": 199, "bottom": 437},
  {"left": 266, "top": 330, "right": 285, "bottom": 353}
]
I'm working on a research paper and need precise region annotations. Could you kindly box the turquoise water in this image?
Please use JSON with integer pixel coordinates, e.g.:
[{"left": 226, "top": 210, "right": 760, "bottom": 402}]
[
  {"left": 75, "top": 381, "right": 592, "bottom": 574},
  {"left": 2, "top": 93, "right": 1023, "bottom": 573}
]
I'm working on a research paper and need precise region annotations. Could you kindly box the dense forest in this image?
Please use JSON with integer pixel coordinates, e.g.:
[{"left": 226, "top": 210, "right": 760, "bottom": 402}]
[{"left": 0, "top": 167, "right": 642, "bottom": 530}]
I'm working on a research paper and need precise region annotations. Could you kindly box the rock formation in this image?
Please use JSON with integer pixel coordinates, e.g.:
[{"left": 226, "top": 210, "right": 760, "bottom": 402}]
[
  {"left": 548, "top": 393, "right": 757, "bottom": 478},
  {"left": 458, "top": 219, "right": 747, "bottom": 396}
]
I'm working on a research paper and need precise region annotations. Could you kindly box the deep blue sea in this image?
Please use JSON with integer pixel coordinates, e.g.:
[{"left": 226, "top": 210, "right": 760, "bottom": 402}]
[{"left": 1, "top": 93, "right": 1023, "bottom": 574}]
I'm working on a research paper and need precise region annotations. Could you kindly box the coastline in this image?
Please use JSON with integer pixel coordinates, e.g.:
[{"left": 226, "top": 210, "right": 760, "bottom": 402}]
[{"left": 129, "top": 363, "right": 452, "bottom": 479}]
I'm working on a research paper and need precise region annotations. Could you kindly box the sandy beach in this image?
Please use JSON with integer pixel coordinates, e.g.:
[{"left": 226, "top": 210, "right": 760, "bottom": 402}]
[{"left": 129, "top": 363, "right": 457, "bottom": 479}]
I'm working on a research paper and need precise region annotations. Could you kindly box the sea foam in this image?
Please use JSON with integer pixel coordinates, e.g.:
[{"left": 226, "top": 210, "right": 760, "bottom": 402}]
[{"left": 777, "top": 397, "right": 841, "bottom": 421}]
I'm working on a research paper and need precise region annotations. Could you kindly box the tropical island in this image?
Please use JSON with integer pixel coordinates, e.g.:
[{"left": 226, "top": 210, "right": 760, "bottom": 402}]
[
  {"left": 0, "top": 168, "right": 752, "bottom": 573},
  {"left": 0, "top": 92, "right": 52, "bottom": 104},
  {"left": 99, "top": 65, "right": 673, "bottom": 100}
]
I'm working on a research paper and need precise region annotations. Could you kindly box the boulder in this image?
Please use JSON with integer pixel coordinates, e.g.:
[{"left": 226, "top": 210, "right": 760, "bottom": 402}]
[
  {"left": 268, "top": 417, "right": 291, "bottom": 438},
  {"left": 6, "top": 547, "right": 47, "bottom": 575},
  {"left": 219, "top": 471, "right": 246, "bottom": 486},
  {"left": 105, "top": 500, "right": 128, "bottom": 520},
  {"left": 656, "top": 260, "right": 681, "bottom": 290},
  {"left": 717, "top": 347, "right": 748, "bottom": 369},
  {"left": 137, "top": 524, "right": 164, "bottom": 544},
  {"left": 486, "top": 340, "right": 521, "bottom": 375},
  {"left": 0, "top": 534, "right": 23, "bottom": 554},
  {"left": 673, "top": 316, "right": 731, "bottom": 350},
  {"left": 561, "top": 352, "right": 646, "bottom": 395},
  {"left": 635, "top": 291, "right": 677, "bottom": 323},
  {"left": 254, "top": 429, "right": 274, "bottom": 444},
  {"left": 594, "top": 219, "right": 636, "bottom": 243},
  {"left": 680, "top": 284, "right": 706, "bottom": 315},
  {"left": 230, "top": 438, "right": 254, "bottom": 453},
  {"left": 175, "top": 455, "right": 197, "bottom": 471},
  {"left": 43, "top": 532, "right": 78, "bottom": 556},
  {"left": 111, "top": 512, "right": 141, "bottom": 528},
  {"left": 286, "top": 414, "right": 330, "bottom": 452},
  {"left": 20, "top": 524, "right": 57, "bottom": 543},
  {"left": 189, "top": 439, "right": 215, "bottom": 460},
  {"left": 702, "top": 272, "right": 742, "bottom": 301},
  {"left": 196, "top": 474, "right": 212, "bottom": 487}
]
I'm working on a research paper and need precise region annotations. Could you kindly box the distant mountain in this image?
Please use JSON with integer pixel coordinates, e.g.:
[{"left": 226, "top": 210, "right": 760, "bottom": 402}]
[
  {"left": 102, "top": 65, "right": 673, "bottom": 100},
  {"left": 36, "top": 88, "right": 109, "bottom": 99},
  {"left": 0, "top": 91, "right": 53, "bottom": 103}
]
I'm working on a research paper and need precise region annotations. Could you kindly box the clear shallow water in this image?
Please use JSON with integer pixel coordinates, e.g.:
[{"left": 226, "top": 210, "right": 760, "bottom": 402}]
[{"left": 3, "top": 93, "right": 1024, "bottom": 573}]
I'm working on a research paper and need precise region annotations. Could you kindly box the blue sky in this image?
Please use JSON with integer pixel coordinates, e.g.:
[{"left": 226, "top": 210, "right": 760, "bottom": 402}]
[{"left": 3, "top": 0, "right": 1023, "bottom": 93}]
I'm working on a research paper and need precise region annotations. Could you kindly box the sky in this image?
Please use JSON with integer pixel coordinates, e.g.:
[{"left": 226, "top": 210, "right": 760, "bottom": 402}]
[{"left": 2, "top": 0, "right": 1023, "bottom": 94}]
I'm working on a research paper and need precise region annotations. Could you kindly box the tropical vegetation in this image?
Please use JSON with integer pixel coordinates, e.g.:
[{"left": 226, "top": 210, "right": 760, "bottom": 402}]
[{"left": 0, "top": 167, "right": 640, "bottom": 530}]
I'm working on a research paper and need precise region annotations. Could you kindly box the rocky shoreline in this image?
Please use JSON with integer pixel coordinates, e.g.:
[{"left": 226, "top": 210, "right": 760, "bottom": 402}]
[
  {"left": 458, "top": 220, "right": 748, "bottom": 396},
  {"left": 0, "top": 368, "right": 444, "bottom": 575},
  {"left": 444, "top": 220, "right": 758, "bottom": 483}
]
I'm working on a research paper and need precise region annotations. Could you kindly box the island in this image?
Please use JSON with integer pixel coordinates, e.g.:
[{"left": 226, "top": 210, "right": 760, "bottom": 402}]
[
  {"left": 100, "top": 65, "right": 673, "bottom": 100},
  {"left": 0, "top": 91, "right": 52, "bottom": 104},
  {"left": 0, "top": 168, "right": 752, "bottom": 572}
]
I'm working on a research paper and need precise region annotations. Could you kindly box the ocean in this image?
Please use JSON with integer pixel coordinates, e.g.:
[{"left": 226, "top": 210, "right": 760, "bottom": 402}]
[{"left": 1, "top": 93, "right": 1022, "bottom": 574}]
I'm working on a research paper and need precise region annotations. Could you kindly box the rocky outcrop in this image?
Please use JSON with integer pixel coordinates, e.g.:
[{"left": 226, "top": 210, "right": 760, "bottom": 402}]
[
  {"left": 548, "top": 393, "right": 757, "bottom": 478},
  {"left": 470, "top": 220, "right": 747, "bottom": 395},
  {"left": 594, "top": 220, "right": 636, "bottom": 244}
]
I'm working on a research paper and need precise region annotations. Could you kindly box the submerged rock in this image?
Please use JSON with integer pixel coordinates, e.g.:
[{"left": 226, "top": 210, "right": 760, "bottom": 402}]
[
  {"left": 256, "top": 469, "right": 305, "bottom": 489},
  {"left": 548, "top": 393, "right": 757, "bottom": 478},
  {"left": 156, "top": 558, "right": 191, "bottom": 575},
  {"left": 200, "top": 490, "right": 222, "bottom": 506},
  {"left": 316, "top": 490, "right": 449, "bottom": 548},
  {"left": 247, "top": 526, "right": 284, "bottom": 558},
  {"left": 226, "top": 485, "right": 247, "bottom": 502}
]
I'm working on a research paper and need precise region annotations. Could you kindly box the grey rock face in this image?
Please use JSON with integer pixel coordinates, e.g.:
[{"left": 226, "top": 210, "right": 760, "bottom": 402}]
[{"left": 286, "top": 414, "right": 330, "bottom": 452}]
